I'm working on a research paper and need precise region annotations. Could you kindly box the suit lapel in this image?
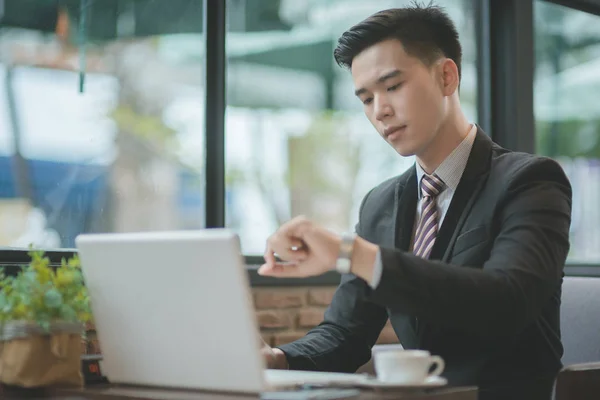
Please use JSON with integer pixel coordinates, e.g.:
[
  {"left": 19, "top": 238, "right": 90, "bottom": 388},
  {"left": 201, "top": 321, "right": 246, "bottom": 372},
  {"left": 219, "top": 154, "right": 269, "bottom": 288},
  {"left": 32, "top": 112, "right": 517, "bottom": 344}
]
[
  {"left": 429, "top": 126, "right": 493, "bottom": 261},
  {"left": 393, "top": 165, "right": 418, "bottom": 251}
]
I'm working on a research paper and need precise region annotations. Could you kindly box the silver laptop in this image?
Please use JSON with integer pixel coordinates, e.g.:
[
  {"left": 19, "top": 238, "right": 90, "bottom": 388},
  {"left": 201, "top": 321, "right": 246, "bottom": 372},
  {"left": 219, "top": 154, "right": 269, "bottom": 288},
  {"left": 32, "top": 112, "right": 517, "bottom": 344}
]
[{"left": 75, "top": 229, "right": 366, "bottom": 394}]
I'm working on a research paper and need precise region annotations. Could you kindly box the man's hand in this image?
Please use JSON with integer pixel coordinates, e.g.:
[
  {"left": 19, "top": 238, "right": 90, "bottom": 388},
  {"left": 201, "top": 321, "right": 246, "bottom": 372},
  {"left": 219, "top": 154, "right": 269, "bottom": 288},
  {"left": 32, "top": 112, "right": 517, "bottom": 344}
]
[
  {"left": 262, "top": 345, "right": 289, "bottom": 369},
  {"left": 260, "top": 334, "right": 288, "bottom": 369},
  {"left": 258, "top": 216, "right": 341, "bottom": 278},
  {"left": 258, "top": 216, "right": 379, "bottom": 282}
]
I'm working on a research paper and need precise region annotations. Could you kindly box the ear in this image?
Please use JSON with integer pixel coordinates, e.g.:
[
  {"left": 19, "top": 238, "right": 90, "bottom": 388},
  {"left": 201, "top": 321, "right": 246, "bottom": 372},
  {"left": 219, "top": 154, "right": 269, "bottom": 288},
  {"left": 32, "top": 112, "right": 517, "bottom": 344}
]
[{"left": 439, "top": 58, "right": 459, "bottom": 96}]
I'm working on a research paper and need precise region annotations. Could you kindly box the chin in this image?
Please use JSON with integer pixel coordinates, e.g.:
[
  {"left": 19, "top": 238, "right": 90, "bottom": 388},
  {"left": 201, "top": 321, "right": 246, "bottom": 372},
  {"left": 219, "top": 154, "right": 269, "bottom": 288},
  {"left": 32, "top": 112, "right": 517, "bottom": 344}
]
[{"left": 391, "top": 144, "right": 417, "bottom": 157}]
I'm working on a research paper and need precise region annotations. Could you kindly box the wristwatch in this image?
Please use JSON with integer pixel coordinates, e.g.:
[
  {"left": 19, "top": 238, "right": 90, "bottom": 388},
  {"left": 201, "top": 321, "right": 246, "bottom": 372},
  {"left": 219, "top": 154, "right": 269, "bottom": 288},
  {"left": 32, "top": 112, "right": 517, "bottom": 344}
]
[{"left": 335, "top": 233, "right": 356, "bottom": 274}]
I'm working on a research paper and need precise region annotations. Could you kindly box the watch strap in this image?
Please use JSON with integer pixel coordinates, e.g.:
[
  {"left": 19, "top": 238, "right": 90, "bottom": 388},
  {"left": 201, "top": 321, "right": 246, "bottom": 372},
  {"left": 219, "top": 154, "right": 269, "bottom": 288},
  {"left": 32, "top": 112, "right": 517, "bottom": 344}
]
[{"left": 335, "top": 233, "right": 355, "bottom": 274}]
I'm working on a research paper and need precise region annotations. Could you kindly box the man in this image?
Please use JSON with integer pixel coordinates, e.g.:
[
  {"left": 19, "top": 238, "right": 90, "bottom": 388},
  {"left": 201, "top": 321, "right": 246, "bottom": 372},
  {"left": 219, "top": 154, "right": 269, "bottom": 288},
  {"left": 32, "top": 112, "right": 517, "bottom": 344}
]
[{"left": 258, "top": 4, "right": 572, "bottom": 400}]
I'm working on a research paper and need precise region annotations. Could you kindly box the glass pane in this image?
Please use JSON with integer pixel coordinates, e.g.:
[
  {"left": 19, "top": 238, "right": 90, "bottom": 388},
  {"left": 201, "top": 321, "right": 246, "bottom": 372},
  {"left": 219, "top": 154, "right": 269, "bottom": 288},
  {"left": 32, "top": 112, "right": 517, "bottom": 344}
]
[
  {"left": 225, "top": 0, "right": 479, "bottom": 255},
  {"left": 534, "top": 1, "right": 600, "bottom": 264},
  {"left": 0, "top": 2, "right": 205, "bottom": 249}
]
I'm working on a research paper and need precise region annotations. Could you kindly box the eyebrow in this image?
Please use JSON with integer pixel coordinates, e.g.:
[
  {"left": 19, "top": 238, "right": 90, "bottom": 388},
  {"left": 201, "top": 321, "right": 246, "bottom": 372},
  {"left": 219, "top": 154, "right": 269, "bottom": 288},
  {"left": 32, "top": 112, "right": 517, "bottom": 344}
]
[{"left": 354, "top": 69, "right": 402, "bottom": 97}]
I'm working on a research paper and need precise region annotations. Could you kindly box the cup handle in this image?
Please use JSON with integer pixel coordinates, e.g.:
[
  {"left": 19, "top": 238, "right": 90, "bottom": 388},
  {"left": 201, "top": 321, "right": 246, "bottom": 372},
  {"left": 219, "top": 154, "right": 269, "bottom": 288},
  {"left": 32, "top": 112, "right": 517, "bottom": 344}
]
[{"left": 428, "top": 356, "right": 445, "bottom": 377}]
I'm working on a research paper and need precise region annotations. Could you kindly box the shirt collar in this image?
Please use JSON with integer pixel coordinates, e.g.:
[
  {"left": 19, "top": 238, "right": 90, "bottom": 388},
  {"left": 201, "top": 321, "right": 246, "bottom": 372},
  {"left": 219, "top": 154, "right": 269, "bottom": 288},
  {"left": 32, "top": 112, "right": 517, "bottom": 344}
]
[{"left": 416, "top": 124, "right": 477, "bottom": 198}]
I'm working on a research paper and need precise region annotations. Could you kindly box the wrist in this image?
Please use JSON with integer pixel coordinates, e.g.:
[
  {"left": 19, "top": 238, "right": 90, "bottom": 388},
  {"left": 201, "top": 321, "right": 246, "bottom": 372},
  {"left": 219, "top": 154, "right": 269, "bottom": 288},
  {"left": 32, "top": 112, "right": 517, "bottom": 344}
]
[
  {"left": 271, "top": 348, "right": 289, "bottom": 369},
  {"left": 350, "top": 237, "right": 378, "bottom": 283}
]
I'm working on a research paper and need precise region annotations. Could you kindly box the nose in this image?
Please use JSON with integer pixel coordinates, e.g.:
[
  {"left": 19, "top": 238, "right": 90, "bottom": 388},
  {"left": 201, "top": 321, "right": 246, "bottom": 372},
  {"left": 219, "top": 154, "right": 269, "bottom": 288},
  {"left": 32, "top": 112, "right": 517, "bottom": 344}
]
[{"left": 374, "top": 95, "right": 393, "bottom": 122}]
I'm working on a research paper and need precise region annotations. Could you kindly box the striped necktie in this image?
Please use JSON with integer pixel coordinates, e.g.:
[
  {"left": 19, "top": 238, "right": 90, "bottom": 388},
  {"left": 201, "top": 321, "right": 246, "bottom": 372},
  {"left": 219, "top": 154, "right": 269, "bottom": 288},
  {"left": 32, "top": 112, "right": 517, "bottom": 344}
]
[{"left": 413, "top": 174, "right": 445, "bottom": 259}]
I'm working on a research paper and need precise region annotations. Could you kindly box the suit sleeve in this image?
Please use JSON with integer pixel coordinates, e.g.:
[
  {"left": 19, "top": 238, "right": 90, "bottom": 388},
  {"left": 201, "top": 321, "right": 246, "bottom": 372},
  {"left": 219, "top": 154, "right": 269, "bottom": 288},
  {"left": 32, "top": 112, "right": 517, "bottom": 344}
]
[
  {"left": 368, "top": 158, "right": 572, "bottom": 338},
  {"left": 277, "top": 189, "right": 389, "bottom": 372}
]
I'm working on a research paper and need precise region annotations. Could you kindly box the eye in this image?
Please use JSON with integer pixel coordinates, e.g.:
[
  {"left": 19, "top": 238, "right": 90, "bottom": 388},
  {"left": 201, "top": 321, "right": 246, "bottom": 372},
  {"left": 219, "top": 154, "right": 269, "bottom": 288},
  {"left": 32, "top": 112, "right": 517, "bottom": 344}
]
[
  {"left": 387, "top": 83, "right": 402, "bottom": 91},
  {"left": 362, "top": 98, "right": 373, "bottom": 105}
]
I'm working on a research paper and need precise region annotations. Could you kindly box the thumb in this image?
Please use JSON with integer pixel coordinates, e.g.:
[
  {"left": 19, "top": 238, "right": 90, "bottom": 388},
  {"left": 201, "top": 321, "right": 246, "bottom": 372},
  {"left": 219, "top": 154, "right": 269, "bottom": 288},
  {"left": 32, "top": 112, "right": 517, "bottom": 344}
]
[{"left": 257, "top": 261, "right": 304, "bottom": 278}]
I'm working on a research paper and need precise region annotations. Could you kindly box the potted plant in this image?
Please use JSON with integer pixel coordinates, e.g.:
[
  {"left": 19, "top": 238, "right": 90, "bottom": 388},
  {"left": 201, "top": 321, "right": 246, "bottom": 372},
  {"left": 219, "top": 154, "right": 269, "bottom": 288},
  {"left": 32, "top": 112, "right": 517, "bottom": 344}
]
[{"left": 0, "top": 250, "right": 91, "bottom": 388}]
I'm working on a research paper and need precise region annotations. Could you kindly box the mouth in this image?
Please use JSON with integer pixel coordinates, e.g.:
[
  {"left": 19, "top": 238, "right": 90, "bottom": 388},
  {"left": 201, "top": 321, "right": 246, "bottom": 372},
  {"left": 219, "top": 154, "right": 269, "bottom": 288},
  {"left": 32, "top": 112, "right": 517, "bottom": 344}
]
[{"left": 383, "top": 125, "right": 407, "bottom": 140}]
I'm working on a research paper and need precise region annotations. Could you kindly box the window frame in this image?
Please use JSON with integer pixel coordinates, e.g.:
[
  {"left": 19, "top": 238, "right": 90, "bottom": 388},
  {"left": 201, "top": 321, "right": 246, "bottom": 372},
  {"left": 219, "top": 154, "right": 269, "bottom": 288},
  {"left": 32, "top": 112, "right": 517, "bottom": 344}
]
[
  {"left": 546, "top": 0, "right": 600, "bottom": 16},
  {"left": 484, "top": 0, "right": 600, "bottom": 277},
  {"left": 541, "top": 0, "right": 600, "bottom": 275},
  {"left": 3, "top": 0, "right": 600, "bottom": 281}
]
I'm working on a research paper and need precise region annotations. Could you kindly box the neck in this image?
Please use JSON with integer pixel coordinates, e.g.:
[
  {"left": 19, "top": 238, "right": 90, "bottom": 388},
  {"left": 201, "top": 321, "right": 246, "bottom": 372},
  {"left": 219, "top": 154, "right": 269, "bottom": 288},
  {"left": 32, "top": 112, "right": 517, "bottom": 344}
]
[{"left": 417, "top": 109, "right": 471, "bottom": 174}]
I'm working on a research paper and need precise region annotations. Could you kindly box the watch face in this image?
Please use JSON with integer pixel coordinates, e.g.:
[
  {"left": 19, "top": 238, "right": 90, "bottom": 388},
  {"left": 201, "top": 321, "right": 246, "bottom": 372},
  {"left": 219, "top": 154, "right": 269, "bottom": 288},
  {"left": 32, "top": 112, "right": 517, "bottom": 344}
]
[
  {"left": 336, "top": 233, "right": 355, "bottom": 274},
  {"left": 336, "top": 260, "right": 351, "bottom": 274}
]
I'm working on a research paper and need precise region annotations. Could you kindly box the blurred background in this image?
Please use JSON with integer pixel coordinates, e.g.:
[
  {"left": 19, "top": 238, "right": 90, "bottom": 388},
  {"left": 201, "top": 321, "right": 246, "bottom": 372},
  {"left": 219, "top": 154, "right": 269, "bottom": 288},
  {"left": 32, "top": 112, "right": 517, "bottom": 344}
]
[{"left": 0, "top": 0, "right": 598, "bottom": 264}]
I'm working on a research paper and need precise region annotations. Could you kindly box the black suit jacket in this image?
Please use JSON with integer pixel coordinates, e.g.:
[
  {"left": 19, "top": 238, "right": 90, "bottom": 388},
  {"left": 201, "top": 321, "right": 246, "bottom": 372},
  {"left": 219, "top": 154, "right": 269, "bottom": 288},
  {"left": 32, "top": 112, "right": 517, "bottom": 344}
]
[{"left": 278, "top": 127, "right": 572, "bottom": 400}]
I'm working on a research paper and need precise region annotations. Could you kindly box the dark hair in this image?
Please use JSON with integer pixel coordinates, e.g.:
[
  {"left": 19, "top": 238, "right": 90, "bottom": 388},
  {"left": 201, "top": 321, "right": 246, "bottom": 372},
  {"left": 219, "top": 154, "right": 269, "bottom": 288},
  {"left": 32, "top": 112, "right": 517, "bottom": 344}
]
[{"left": 333, "top": 2, "right": 462, "bottom": 82}]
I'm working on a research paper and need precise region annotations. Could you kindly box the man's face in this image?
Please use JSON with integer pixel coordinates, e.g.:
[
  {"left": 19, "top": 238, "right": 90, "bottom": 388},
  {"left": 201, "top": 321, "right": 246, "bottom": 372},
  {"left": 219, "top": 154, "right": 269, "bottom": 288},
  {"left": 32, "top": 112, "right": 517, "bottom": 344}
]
[{"left": 351, "top": 39, "right": 447, "bottom": 157}]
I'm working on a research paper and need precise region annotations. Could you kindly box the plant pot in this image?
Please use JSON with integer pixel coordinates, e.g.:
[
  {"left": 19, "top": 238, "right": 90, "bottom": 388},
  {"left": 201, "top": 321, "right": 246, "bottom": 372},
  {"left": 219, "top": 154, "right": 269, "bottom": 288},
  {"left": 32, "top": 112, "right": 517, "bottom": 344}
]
[{"left": 0, "top": 321, "right": 84, "bottom": 388}]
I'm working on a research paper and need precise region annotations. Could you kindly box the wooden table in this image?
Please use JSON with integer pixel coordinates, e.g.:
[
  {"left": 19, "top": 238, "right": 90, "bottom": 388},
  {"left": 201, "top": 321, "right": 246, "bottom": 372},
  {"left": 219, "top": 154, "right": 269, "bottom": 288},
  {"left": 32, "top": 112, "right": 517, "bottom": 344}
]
[{"left": 2, "top": 384, "right": 478, "bottom": 400}]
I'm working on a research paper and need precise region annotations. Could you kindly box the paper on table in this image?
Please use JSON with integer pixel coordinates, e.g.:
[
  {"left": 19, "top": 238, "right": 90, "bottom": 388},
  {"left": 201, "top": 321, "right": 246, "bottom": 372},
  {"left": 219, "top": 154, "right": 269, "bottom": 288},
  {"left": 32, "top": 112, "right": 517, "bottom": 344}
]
[{"left": 261, "top": 388, "right": 361, "bottom": 400}]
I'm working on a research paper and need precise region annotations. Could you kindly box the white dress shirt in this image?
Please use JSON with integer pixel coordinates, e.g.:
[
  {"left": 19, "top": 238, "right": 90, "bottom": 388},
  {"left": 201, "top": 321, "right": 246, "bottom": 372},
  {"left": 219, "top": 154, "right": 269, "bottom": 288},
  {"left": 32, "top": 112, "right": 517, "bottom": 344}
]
[{"left": 369, "top": 124, "right": 478, "bottom": 288}]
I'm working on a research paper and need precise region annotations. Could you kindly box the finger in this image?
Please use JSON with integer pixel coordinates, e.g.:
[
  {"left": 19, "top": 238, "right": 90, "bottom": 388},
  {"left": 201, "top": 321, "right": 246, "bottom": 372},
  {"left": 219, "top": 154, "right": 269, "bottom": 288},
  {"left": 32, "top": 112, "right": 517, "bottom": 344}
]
[
  {"left": 281, "top": 216, "right": 312, "bottom": 239},
  {"left": 257, "top": 260, "right": 294, "bottom": 276},
  {"left": 263, "top": 242, "right": 277, "bottom": 267},
  {"left": 257, "top": 261, "right": 307, "bottom": 278},
  {"left": 275, "top": 247, "right": 308, "bottom": 263},
  {"left": 269, "top": 235, "right": 304, "bottom": 252},
  {"left": 269, "top": 236, "right": 308, "bottom": 262},
  {"left": 287, "top": 238, "right": 305, "bottom": 250}
]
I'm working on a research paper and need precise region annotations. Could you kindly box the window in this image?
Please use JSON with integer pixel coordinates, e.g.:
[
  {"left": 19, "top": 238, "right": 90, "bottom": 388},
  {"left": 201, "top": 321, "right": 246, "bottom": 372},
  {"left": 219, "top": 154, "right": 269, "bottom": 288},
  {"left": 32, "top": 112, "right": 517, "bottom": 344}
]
[
  {"left": 0, "top": 1, "right": 205, "bottom": 249},
  {"left": 0, "top": 1, "right": 480, "bottom": 261},
  {"left": 225, "top": 0, "right": 479, "bottom": 255},
  {"left": 534, "top": 1, "right": 600, "bottom": 264}
]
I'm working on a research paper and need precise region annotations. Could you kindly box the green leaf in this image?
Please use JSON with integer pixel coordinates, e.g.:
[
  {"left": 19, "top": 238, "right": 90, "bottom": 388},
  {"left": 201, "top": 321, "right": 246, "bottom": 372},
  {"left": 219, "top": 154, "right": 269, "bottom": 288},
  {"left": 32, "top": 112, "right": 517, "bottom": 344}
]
[
  {"left": 2, "top": 251, "right": 91, "bottom": 324},
  {"left": 44, "top": 289, "right": 63, "bottom": 309},
  {"left": 72, "top": 270, "right": 84, "bottom": 284},
  {"left": 67, "top": 256, "right": 81, "bottom": 269},
  {"left": 59, "top": 304, "right": 77, "bottom": 322},
  {"left": 19, "top": 293, "right": 32, "bottom": 305},
  {"left": 23, "top": 270, "right": 37, "bottom": 283}
]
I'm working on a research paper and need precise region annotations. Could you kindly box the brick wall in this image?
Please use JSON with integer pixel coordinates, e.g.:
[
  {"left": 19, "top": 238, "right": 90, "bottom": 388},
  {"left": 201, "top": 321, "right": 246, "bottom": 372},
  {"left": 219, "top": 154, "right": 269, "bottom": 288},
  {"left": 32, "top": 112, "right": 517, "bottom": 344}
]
[
  {"left": 254, "top": 286, "right": 398, "bottom": 347},
  {"left": 81, "top": 286, "right": 398, "bottom": 356}
]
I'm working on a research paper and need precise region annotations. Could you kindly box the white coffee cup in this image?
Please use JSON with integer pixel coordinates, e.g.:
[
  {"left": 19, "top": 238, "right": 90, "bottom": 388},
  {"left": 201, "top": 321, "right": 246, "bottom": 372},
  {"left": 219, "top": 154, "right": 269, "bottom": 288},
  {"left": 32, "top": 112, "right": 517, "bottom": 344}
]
[{"left": 373, "top": 348, "right": 445, "bottom": 384}]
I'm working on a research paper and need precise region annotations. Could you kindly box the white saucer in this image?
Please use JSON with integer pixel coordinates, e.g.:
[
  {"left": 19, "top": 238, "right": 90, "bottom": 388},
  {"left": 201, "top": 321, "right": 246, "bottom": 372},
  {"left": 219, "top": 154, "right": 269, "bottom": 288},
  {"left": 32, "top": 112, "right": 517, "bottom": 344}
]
[{"left": 357, "top": 375, "right": 448, "bottom": 389}]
